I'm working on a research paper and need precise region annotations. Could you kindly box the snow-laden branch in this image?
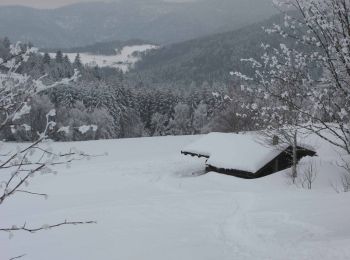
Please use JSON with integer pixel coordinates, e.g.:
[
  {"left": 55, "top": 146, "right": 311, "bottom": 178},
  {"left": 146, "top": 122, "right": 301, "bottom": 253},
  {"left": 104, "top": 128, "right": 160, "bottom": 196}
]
[
  {"left": 232, "top": 0, "right": 350, "bottom": 154},
  {"left": 2, "top": 220, "right": 97, "bottom": 234},
  {"left": 0, "top": 43, "right": 97, "bottom": 256}
]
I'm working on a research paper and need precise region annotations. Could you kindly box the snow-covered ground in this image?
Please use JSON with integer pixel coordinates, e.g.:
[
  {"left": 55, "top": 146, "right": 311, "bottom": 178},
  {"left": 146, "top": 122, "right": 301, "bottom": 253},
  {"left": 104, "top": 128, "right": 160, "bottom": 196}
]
[
  {"left": 1, "top": 134, "right": 350, "bottom": 260},
  {"left": 47, "top": 44, "right": 158, "bottom": 72}
]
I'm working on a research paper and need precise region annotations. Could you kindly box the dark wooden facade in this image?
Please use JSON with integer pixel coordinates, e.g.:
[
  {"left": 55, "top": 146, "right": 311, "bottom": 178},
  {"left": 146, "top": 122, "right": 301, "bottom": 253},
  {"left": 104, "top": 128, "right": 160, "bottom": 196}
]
[{"left": 182, "top": 146, "right": 316, "bottom": 179}]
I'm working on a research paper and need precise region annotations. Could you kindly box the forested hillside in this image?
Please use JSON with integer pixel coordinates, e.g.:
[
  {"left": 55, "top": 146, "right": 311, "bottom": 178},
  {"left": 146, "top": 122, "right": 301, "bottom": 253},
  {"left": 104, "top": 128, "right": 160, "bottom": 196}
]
[
  {"left": 132, "top": 14, "right": 286, "bottom": 85},
  {"left": 0, "top": 38, "right": 250, "bottom": 142},
  {"left": 0, "top": 11, "right": 320, "bottom": 142},
  {"left": 0, "top": 14, "right": 296, "bottom": 142}
]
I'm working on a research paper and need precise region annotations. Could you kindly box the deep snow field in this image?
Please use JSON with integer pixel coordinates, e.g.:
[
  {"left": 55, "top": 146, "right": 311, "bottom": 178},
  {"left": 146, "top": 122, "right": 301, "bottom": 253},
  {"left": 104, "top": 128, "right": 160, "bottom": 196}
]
[{"left": 2, "top": 134, "right": 350, "bottom": 260}]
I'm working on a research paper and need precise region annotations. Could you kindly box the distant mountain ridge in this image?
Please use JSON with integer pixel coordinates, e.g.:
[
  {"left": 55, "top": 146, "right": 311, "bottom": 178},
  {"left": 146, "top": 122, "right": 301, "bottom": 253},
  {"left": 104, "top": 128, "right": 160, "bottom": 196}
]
[
  {"left": 131, "top": 14, "right": 289, "bottom": 85},
  {"left": 0, "top": 0, "right": 276, "bottom": 48}
]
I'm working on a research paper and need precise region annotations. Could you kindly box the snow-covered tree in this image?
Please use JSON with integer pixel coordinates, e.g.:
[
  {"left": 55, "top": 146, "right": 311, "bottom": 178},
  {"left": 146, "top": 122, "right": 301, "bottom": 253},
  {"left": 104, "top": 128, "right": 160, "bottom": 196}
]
[
  {"left": 192, "top": 102, "right": 208, "bottom": 134},
  {"left": 151, "top": 112, "right": 169, "bottom": 136},
  {"left": 234, "top": 45, "right": 312, "bottom": 181},
  {"left": 234, "top": 0, "right": 350, "bottom": 179},
  {"left": 73, "top": 53, "right": 83, "bottom": 69},
  {"left": 263, "top": 0, "right": 350, "bottom": 154},
  {"left": 42, "top": 52, "right": 51, "bottom": 64},
  {"left": 0, "top": 43, "right": 95, "bottom": 253},
  {"left": 55, "top": 50, "right": 63, "bottom": 63},
  {"left": 169, "top": 103, "right": 192, "bottom": 135}
]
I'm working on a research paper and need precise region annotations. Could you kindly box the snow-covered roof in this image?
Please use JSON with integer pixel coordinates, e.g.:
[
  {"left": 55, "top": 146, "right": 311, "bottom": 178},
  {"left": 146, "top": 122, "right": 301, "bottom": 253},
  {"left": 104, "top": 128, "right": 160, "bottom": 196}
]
[{"left": 182, "top": 132, "right": 314, "bottom": 174}]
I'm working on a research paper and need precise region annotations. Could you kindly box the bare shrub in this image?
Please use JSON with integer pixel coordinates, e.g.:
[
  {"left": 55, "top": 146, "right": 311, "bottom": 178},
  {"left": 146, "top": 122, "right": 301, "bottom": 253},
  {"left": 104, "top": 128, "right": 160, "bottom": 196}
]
[
  {"left": 338, "top": 158, "right": 350, "bottom": 192},
  {"left": 300, "top": 161, "right": 318, "bottom": 190}
]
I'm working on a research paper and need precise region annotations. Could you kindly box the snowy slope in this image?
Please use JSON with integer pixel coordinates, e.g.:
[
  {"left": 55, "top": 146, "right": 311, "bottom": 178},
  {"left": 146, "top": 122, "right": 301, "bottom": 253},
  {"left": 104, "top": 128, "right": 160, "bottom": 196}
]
[
  {"left": 1, "top": 134, "right": 350, "bottom": 260},
  {"left": 47, "top": 44, "right": 158, "bottom": 72}
]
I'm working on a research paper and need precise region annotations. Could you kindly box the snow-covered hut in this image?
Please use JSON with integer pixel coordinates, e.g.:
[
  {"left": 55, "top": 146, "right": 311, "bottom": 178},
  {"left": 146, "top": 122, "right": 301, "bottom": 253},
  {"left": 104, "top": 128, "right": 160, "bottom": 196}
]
[{"left": 181, "top": 132, "right": 316, "bottom": 178}]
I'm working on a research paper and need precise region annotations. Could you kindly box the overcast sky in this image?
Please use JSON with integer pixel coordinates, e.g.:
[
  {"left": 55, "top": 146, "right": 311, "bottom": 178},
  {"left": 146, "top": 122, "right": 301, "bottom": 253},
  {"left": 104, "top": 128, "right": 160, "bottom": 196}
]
[
  {"left": 0, "top": 0, "right": 273, "bottom": 9},
  {"left": 0, "top": 0, "right": 108, "bottom": 9},
  {"left": 0, "top": 0, "right": 201, "bottom": 8}
]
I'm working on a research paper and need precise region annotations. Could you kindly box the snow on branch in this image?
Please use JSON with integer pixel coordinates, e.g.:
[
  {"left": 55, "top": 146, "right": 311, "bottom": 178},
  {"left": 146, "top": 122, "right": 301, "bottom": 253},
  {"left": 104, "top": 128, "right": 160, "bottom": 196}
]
[
  {"left": 1, "top": 220, "right": 97, "bottom": 235},
  {"left": 234, "top": 0, "right": 350, "bottom": 154},
  {"left": 230, "top": 71, "right": 253, "bottom": 81},
  {"left": 0, "top": 43, "right": 97, "bottom": 256}
]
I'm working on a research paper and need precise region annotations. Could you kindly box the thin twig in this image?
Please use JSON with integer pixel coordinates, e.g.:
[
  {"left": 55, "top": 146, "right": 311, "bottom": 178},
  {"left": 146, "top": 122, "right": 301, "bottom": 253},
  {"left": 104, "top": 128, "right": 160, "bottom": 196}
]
[
  {"left": 9, "top": 254, "right": 26, "bottom": 260},
  {"left": 0, "top": 220, "right": 97, "bottom": 234},
  {"left": 15, "top": 190, "right": 48, "bottom": 198}
]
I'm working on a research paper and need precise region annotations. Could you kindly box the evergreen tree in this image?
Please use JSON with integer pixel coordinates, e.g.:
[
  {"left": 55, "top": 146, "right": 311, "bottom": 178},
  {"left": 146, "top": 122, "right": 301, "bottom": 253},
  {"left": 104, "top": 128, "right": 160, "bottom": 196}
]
[
  {"left": 43, "top": 53, "right": 51, "bottom": 64},
  {"left": 63, "top": 55, "right": 73, "bottom": 77},
  {"left": 3, "top": 37, "right": 10, "bottom": 49},
  {"left": 73, "top": 53, "right": 83, "bottom": 69},
  {"left": 55, "top": 50, "right": 63, "bottom": 63}
]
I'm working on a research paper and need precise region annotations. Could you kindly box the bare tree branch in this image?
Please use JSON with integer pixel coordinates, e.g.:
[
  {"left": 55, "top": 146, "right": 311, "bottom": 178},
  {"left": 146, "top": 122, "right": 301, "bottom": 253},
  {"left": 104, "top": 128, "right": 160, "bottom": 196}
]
[
  {"left": 0, "top": 220, "right": 97, "bottom": 234},
  {"left": 9, "top": 254, "right": 26, "bottom": 260}
]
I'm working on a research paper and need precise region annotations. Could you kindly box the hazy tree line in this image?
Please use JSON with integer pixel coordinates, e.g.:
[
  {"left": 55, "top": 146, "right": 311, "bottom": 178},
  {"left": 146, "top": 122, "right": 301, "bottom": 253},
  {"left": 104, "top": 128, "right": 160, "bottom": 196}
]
[{"left": 0, "top": 37, "right": 255, "bottom": 142}]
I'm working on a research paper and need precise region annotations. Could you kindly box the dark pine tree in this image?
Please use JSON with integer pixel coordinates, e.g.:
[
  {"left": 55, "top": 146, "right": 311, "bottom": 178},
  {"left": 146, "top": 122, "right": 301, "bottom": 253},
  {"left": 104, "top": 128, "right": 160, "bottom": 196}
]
[
  {"left": 73, "top": 53, "right": 83, "bottom": 69},
  {"left": 3, "top": 37, "right": 11, "bottom": 49},
  {"left": 43, "top": 53, "right": 51, "bottom": 64},
  {"left": 55, "top": 50, "right": 63, "bottom": 63}
]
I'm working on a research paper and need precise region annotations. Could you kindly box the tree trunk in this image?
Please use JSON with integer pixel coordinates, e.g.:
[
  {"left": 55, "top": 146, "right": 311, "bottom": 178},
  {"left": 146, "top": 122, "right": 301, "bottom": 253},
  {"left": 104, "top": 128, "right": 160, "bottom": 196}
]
[{"left": 292, "top": 131, "right": 298, "bottom": 183}]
